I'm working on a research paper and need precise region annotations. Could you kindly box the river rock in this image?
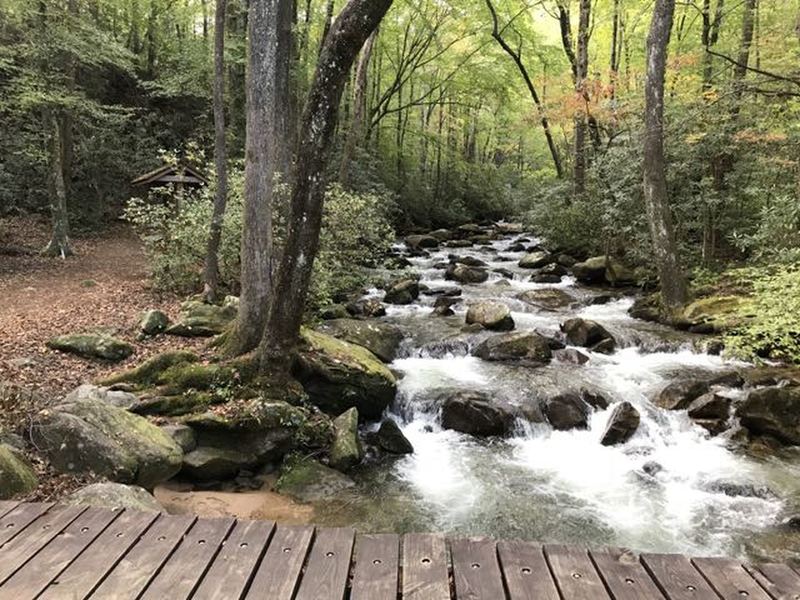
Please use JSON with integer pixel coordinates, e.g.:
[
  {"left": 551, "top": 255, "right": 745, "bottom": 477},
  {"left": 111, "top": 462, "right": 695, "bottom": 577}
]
[
  {"left": 421, "top": 286, "right": 461, "bottom": 297},
  {"left": 507, "top": 243, "right": 526, "bottom": 252},
  {"left": 373, "top": 419, "right": 413, "bottom": 454},
  {"left": 705, "top": 480, "right": 777, "bottom": 500},
  {"left": 429, "top": 229, "right": 453, "bottom": 241},
  {"left": 165, "top": 301, "right": 236, "bottom": 337},
  {"left": 655, "top": 380, "right": 710, "bottom": 411},
  {"left": 432, "top": 296, "right": 460, "bottom": 317},
  {"left": 518, "top": 251, "right": 552, "bottom": 269},
  {"left": 317, "top": 319, "right": 404, "bottom": 363},
  {"left": 446, "top": 264, "right": 489, "bottom": 284},
  {"left": 384, "top": 278, "right": 420, "bottom": 305},
  {"left": 418, "top": 339, "right": 470, "bottom": 358},
  {"left": 66, "top": 482, "right": 163, "bottom": 512},
  {"left": 275, "top": 455, "right": 355, "bottom": 503},
  {"left": 736, "top": 386, "right": 800, "bottom": 446},
  {"left": 319, "top": 304, "right": 350, "bottom": 320},
  {"left": 560, "top": 318, "right": 616, "bottom": 353},
  {"left": 466, "top": 302, "right": 514, "bottom": 331},
  {"left": 161, "top": 423, "right": 197, "bottom": 453},
  {"left": 531, "top": 273, "right": 562, "bottom": 284},
  {"left": 555, "top": 349, "right": 591, "bottom": 365},
  {"left": 0, "top": 444, "right": 37, "bottom": 499},
  {"left": 329, "top": 408, "right": 363, "bottom": 472},
  {"left": 48, "top": 333, "right": 134, "bottom": 362},
  {"left": 181, "top": 446, "right": 251, "bottom": 480},
  {"left": 540, "top": 263, "right": 568, "bottom": 277},
  {"left": 31, "top": 398, "right": 182, "bottom": 488},
  {"left": 573, "top": 256, "right": 636, "bottom": 286},
  {"left": 493, "top": 267, "right": 514, "bottom": 279},
  {"left": 139, "top": 310, "right": 170, "bottom": 336},
  {"left": 600, "top": 402, "right": 640, "bottom": 446},
  {"left": 543, "top": 393, "right": 591, "bottom": 430},
  {"left": 472, "top": 331, "right": 552, "bottom": 364},
  {"left": 451, "top": 255, "right": 488, "bottom": 268},
  {"left": 517, "top": 289, "right": 575, "bottom": 311},
  {"left": 295, "top": 329, "right": 397, "bottom": 419},
  {"left": 347, "top": 298, "right": 387, "bottom": 318},
  {"left": 405, "top": 234, "right": 440, "bottom": 249},
  {"left": 581, "top": 388, "right": 610, "bottom": 410},
  {"left": 687, "top": 392, "right": 731, "bottom": 420},
  {"left": 440, "top": 391, "right": 515, "bottom": 436}
]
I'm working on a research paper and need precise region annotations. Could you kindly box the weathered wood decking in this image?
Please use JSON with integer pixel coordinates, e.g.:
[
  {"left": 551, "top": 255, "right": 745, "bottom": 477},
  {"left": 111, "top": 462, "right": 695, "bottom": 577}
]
[{"left": 0, "top": 500, "right": 798, "bottom": 599}]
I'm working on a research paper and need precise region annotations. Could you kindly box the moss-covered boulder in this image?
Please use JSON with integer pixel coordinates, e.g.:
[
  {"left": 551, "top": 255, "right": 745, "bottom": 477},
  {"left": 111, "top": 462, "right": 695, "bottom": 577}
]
[
  {"left": 383, "top": 278, "right": 420, "bottom": 305},
  {"left": 316, "top": 319, "right": 404, "bottom": 363},
  {"left": 65, "top": 384, "right": 138, "bottom": 410},
  {"left": 472, "top": 331, "right": 552, "bottom": 364},
  {"left": 329, "top": 408, "right": 363, "bottom": 472},
  {"left": 31, "top": 399, "right": 182, "bottom": 488},
  {"left": 682, "top": 296, "right": 746, "bottom": 332},
  {"left": 573, "top": 256, "right": 635, "bottom": 286},
  {"left": 275, "top": 455, "right": 355, "bottom": 503},
  {"left": 48, "top": 333, "right": 134, "bottom": 362},
  {"left": 0, "top": 444, "right": 38, "bottom": 499},
  {"left": 66, "top": 482, "right": 163, "bottom": 512},
  {"left": 99, "top": 350, "right": 199, "bottom": 389},
  {"left": 294, "top": 329, "right": 397, "bottom": 420},
  {"left": 165, "top": 300, "right": 237, "bottom": 337},
  {"left": 518, "top": 251, "right": 552, "bottom": 269},
  {"left": 139, "top": 310, "right": 170, "bottom": 336}
]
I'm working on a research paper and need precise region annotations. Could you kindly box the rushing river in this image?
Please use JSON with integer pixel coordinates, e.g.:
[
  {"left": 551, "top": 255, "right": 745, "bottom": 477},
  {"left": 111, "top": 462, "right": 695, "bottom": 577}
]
[{"left": 305, "top": 232, "right": 800, "bottom": 562}]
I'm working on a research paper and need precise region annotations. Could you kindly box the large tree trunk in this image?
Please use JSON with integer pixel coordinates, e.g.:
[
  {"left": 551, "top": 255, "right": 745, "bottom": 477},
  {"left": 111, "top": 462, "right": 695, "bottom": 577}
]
[
  {"left": 338, "top": 28, "right": 377, "bottom": 186},
  {"left": 203, "top": 0, "right": 228, "bottom": 303},
  {"left": 643, "top": 0, "right": 688, "bottom": 313},
  {"left": 226, "top": 0, "right": 286, "bottom": 356},
  {"left": 258, "top": 0, "right": 394, "bottom": 371}
]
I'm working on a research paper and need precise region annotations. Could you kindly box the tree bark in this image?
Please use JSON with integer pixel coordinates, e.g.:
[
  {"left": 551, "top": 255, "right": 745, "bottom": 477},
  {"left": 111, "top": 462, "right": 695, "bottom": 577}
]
[
  {"left": 258, "top": 0, "right": 394, "bottom": 371},
  {"left": 733, "top": 0, "right": 757, "bottom": 103},
  {"left": 643, "top": 0, "right": 688, "bottom": 312},
  {"left": 203, "top": 0, "right": 228, "bottom": 303},
  {"left": 573, "top": 0, "right": 591, "bottom": 196},
  {"left": 43, "top": 109, "right": 73, "bottom": 258},
  {"left": 227, "top": 0, "right": 285, "bottom": 356}
]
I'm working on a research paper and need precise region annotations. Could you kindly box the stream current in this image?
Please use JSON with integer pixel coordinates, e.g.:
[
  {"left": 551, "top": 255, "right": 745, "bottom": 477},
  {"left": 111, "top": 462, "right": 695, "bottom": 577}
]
[{"left": 311, "top": 233, "right": 800, "bottom": 561}]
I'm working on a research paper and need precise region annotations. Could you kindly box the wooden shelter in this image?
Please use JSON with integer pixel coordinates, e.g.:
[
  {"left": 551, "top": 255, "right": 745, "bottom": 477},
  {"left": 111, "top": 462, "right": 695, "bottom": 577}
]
[{"left": 131, "top": 164, "right": 209, "bottom": 190}]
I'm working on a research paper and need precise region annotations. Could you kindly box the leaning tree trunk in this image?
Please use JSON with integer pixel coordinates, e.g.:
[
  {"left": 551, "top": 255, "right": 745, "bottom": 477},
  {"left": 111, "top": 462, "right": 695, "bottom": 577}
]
[
  {"left": 258, "top": 0, "right": 394, "bottom": 372},
  {"left": 203, "top": 0, "right": 228, "bottom": 303},
  {"left": 643, "top": 0, "right": 688, "bottom": 313},
  {"left": 226, "top": 0, "right": 285, "bottom": 356}
]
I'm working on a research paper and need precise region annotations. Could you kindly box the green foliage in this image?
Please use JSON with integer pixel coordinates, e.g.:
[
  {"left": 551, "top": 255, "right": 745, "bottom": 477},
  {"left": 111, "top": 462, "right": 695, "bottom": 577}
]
[{"left": 730, "top": 195, "right": 800, "bottom": 263}]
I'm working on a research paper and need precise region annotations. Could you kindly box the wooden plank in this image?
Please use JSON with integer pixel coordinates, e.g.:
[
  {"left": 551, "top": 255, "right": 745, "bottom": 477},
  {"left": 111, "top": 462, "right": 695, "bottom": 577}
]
[
  {"left": 589, "top": 547, "right": 665, "bottom": 600},
  {"left": 294, "top": 527, "right": 355, "bottom": 600},
  {"left": 692, "top": 558, "right": 772, "bottom": 600},
  {"left": 641, "top": 554, "right": 721, "bottom": 600},
  {"left": 37, "top": 509, "right": 159, "bottom": 600},
  {"left": 402, "top": 533, "right": 451, "bottom": 600},
  {"left": 0, "top": 502, "right": 53, "bottom": 546},
  {"left": 191, "top": 519, "right": 275, "bottom": 600},
  {"left": 139, "top": 516, "right": 235, "bottom": 600},
  {"left": 0, "top": 504, "right": 85, "bottom": 585},
  {"left": 450, "top": 537, "right": 506, "bottom": 600},
  {"left": 243, "top": 524, "right": 314, "bottom": 600},
  {"left": 0, "top": 501, "right": 20, "bottom": 518},
  {"left": 544, "top": 544, "right": 611, "bottom": 600},
  {"left": 350, "top": 533, "right": 400, "bottom": 600},
  {"left": 90, "top": 513, "right": 196, "bottom": 599},
  {"left": 744, "top": 563, "right": 800, "bottom": 600},
  {"left": 0, "top": 506, "right": 121, "bottom": 599},
  {"left": 497, "top": 540, "right": 560, "bottom": 600}
]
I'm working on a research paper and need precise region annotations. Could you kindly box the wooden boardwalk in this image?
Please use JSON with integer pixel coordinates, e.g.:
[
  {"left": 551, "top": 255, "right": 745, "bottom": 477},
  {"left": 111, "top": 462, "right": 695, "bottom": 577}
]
[{"left": 0, "top": 501, "right": 798, "bottom": 599}]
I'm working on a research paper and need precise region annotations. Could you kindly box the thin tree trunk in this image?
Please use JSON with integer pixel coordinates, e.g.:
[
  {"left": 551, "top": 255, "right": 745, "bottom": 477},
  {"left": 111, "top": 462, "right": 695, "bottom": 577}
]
[
  {"left": 733, "top": 0, "right": 757, "bottom": 103},
  {"left": 319, "top": 0, "right": 335, "bottom": 55},
  {"left": 485, "top": 0, "right": 563, "bottom": 178},
  {"left": 573, "top": 0, "right": 591, "bottom": 196},
  {"left": 203, "top": 0, "right": 228, "bottom": 303},
  {"left": 258, "top": 0, "right": 394, "bottom": 371},
  {"left": 43, "top": 109, "right": 73, "bottom": 258},
  {"left": 643, "top": 0, "right": 688, "bottom": 312}
]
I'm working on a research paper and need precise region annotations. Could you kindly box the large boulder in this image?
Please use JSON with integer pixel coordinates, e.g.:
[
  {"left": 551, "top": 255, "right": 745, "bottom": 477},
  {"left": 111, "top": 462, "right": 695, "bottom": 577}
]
[
  {"left": 472, "top": 331, "right": 552, "bottom": 365},
  {"left": 600, "top": 402, "right": 640, "bottom": 446},
  {"left": 736, "top": 387, "right": 800, "bottom": 446},
  {"left": 654, "top": 380, "right": 710, "bottom": 411},
  {"left": 383, "top": 278, "right": 420, "bottom": 305},
  {"left": 446, "top": 264, "right": 489, "bottom": 284},
  {"left": 573, "top": 256, "right": 635, "bottom": 286},
  {"left": 66, "top": 482, "right": 163, "bottom": 512},
  {"left": 31, "top": 399, "right": 182, "bottom": 488},
  {"left": 0, "top": 445, "right": 37, "bottom": 499},
  {"left": 440, "top": 391, "right": 515, "bottom": 436},
  {"left": 560, "top": 319, "right": 616, "bottom": 353},
  {"left": 405, "top": 234, "right": 440, "bottom": 249},
  {"left": 275, "top": 455, "right": 355, "bottom": 503},
  {"left": 687, "top": 392, "right": 731, "bottom": 420},
  {"left": 181, "top": 446, "right": 252, "bottom": 480},
  {"left": 99, "top": 350, "right": 199, "bottom": 389},
  {"left": 295, "top": 329, "right": 397, "bottom": 419},
  {"left": 347, "top": 298, "right": 387, "bottom": 318},
  {"left": 518, "top": 252, "right": 552, "bottom": 269},
  {"left": 466, "top": 302, "right": 514, "bottom": 331},
  {"left": 516, "top": 289, "right": 575, "bottom": 311},
  {"left": 139, "top": 310, "right": 170, "bottom": 336},
  {"left": 316, "top": 319, "right": 404, "bottom": 363},
  {"left": 543, "top": 393, "right": 591, "bottom": 430},
  {"left": 329, "top": 408, "right": 363, "bottom": 472},
  {"left": 65, "top": 384, "right": 139, "bottom": 410},
  {"left": 48, "top": 333, "right": 133, "bottom": 362},
  {"left": 165, "top": 301, "right": 236, "bottom": 337},
  {"left": 372, "top": 419, "right": 413, "bottom": 454}
]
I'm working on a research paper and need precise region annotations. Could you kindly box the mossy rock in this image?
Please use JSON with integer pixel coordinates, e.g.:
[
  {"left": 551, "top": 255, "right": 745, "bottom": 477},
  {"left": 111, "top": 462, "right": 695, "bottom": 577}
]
[
  {"left": 165, "top": 301, "right": 237, "bottom": 337},
  {"left": 129, "top": 392, "right": 214, "bottom": 417},
  {"left": 99, "top": 350, "right": 199, "bottom": 389},
  {"left": 316, "top": 319, "right": 404, "bottom": 363},
  {"left": 682, "top": 296, "right": 747, "bottom": 331},
  {"left": 294, "top": 329, "right": 397, "bottom": 420},
  {"left": 66, "top": 482, "right": 163, "bottom": 512},
  {"left": 181, "top": 446, "right": 252, "bottom": 480},
  {"left": 275, "top": 455, "right": 355, "bottom": 503},
  {"left": 139, "top": 310, "right": 170, "bottom": 336},
  {"left": 0, "top": 444, "right": 38, "bottom": 499},
  {"left": 329, "top": 408, "right": 363, "bottom": 472},
  {"left": 48, "top": 333, "right": 134, "bottom": 362}
]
